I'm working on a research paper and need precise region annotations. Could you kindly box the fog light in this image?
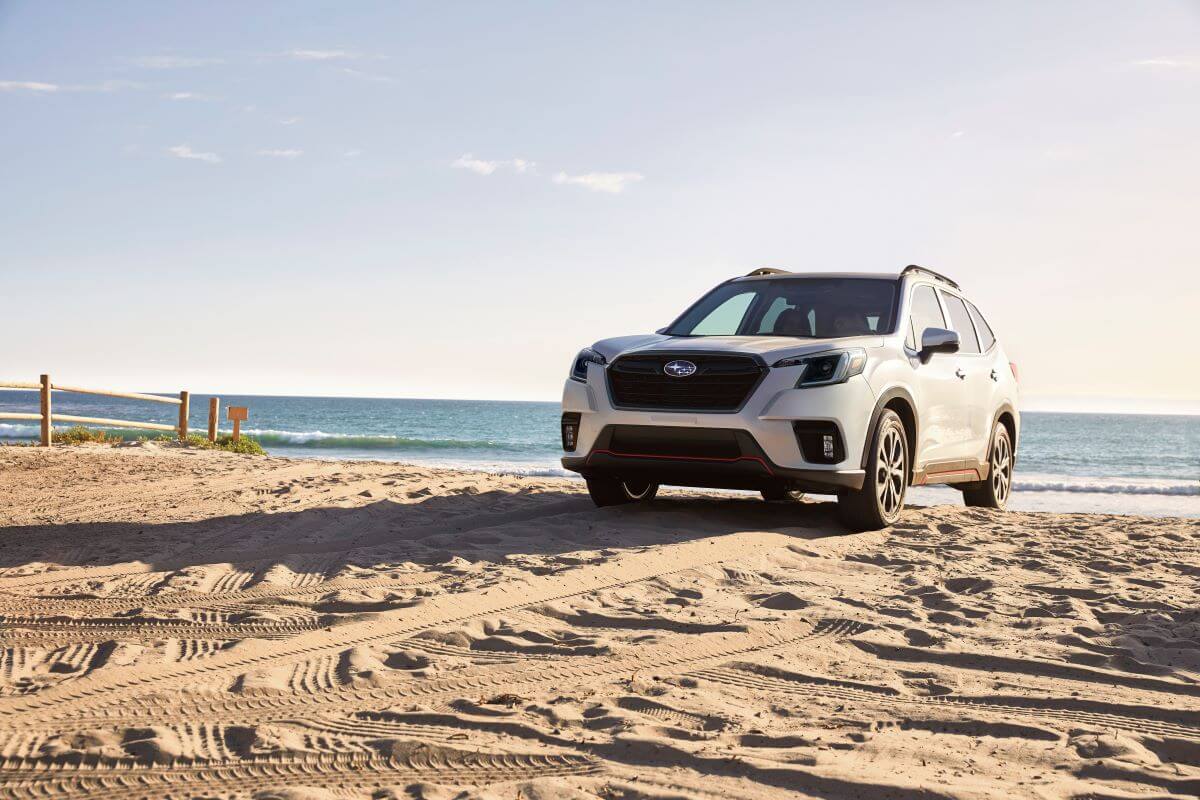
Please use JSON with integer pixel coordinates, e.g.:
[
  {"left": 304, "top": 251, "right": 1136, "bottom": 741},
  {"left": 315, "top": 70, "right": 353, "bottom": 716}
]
[
  {"left": 793, "top": 421, "right": 845, "bottom": 464},
  {"left": 561, "top": 412, "right": 581, "bottom": 452}
]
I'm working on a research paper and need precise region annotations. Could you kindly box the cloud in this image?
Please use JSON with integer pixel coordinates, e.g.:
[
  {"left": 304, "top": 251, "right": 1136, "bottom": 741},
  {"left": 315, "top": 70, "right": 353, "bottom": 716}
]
[
  {"left": 343, "top": 149, "right": 363, "bottom": 158},
  {"left": 84, "top": 79, "right": 143, "bottom": 92},
  {"left": 279, "top": 116, "right": 302, "bottom": 125},
  {"left": 257, "top": 148, "right": 303, "bottom": 159},
  {"left": 164, "top": 91, "right": 216, "bottom": 101},
  {"left": 285, "top": 49, "right": 363, "bottom": 61},
  {"left": 130, "top": 55, "right": 224, "bottom": 69},
  {"left": 951, "top": 130, "right": 966, "bottom": 139},
  {"left": 1, "top": 79, "right": 140, "bottom": 93},
  {"left": 0, "top": 80, "right": 59, "bottom": 92},
  {"left": 1130, "top": 57, "right": 1198, "bottom": 70},
  {"left": 451, "top": 154, "right": 534, "bottom": 176},
  {"left": 552, "top": 171, "right": 644, "bottom": 194},
  {"left": 167, "top": 144, "right": 221, "bottom": 164},
  {"left": 340, "top": 67, "right": 395, "bottom": 83}
]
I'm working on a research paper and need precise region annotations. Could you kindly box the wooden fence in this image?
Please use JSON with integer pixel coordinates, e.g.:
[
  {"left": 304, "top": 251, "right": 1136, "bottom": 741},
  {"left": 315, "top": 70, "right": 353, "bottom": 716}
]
[{"left": 0, "top": 375, "right": 221, "bottom": 447}]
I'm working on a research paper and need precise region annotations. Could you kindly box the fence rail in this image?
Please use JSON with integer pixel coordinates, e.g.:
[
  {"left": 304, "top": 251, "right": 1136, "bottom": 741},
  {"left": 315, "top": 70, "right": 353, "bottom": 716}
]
[{"left": 0, "top": 375, "right": 216, "bottom": 447}]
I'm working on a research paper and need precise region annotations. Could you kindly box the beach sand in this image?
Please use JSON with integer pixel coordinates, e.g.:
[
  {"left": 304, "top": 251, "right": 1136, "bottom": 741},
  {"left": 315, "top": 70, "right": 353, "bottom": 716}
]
[{"left": 0, "top": 445, "right": 1197, "bottom": 799}]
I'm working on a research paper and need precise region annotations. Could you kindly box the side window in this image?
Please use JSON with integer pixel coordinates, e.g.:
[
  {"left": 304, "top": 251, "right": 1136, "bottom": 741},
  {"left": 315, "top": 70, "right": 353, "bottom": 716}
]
[
  {"left": 904, "top": 318, "right": 916, "bottom": 350},
  {"left": 691, "top": 291, "right": 753, "bottom": 335},
  {"left": 908, "top": 285, "right": 945, "bottom": 346},
  {"left": 967, "top": 301, "right": 996, "bottom": 351},
  {"left": 940, "top": 292, "right": 981, "bottom": 354}
]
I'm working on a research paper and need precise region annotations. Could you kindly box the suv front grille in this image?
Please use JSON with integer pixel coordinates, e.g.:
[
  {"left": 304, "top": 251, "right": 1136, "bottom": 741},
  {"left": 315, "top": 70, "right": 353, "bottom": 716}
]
[{"left": 607, "top": 353, "right": 765, "bottom": 411}]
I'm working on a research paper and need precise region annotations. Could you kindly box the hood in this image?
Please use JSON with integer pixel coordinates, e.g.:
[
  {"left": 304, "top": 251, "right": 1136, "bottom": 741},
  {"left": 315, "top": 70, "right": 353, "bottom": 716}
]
[{"left": 591, "top": 334, "right": 883, "bottom": 363}]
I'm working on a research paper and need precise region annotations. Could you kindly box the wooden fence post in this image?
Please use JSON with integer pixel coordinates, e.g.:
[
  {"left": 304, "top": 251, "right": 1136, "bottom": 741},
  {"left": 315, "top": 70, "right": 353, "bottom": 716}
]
[
  {"left": 208, "top": 397, "right": 219, "bottom": 442},
  {"left": 40, "top": 374, "right": 51, "bottom": 447},
  {"left": 178, "top": 391, "right": 189, "bottom": 440}
]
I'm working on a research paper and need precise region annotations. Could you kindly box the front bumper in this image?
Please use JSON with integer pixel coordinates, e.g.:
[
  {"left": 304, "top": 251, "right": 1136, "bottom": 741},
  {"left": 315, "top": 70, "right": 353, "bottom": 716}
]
[
  {"left": 561, "top": 364, "right": 874, "bottom": 494},
  {"left": 562, "top": 424, "right": 864, "bottom": 492}
]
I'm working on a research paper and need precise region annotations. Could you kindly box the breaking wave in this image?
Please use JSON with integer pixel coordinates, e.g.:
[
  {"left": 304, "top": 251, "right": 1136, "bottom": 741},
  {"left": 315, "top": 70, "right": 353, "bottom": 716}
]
[
  {"left": 1013, "top": 477, "right": 1198, "bottom": 496},
  {"left": 240, "top": 429, "right": 539, "bottom": 454}
]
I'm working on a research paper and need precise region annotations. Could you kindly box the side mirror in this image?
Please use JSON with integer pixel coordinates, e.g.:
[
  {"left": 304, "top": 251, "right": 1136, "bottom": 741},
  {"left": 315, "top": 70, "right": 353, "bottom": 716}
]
[{"left": 920, "top": 327, "right": 959, "bottom": 361}]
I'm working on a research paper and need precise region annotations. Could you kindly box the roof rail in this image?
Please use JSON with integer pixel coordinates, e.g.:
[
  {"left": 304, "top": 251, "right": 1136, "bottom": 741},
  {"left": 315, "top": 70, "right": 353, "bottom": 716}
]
[
  {"left": 744, "top": 267, "right": 792, "bottom": 277},
  {"left": 900, "top": 264, "right": 960, "bottom": 290}
]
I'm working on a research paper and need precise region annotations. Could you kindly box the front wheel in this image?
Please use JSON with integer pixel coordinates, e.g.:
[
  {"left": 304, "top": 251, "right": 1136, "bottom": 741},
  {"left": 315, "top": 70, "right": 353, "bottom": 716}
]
[
  {"left": 585, "top": 476, "right": 660, "bottom": 507},
  {"left": 962, "top": 424, "right": 1013, "bottom": 509},
  {"left": 837, "top": 410, "right": 908, "bottom": 531}
]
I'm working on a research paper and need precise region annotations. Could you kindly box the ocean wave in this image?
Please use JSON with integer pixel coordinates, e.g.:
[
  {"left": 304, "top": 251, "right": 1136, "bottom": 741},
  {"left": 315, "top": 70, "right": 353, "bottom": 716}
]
[
  {"left": 0, "top": 423, "right": 41, "bottom": 437},
  {"left": 242, "top": 428, "right": 538, "bottom": 453},
  {"left": 1013, "top": 478, "right": 1199, "bottom": 496},
  {"left": 1, "top": 423, "right": 541, "bottom": 455}
]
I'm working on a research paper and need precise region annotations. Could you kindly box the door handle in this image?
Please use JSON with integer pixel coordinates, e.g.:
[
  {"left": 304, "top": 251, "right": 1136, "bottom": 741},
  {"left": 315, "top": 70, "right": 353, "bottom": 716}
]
[
  {"left": 955, "top": 368, "right": 966, "bottom": 379},
  {"left": 990, "top": 369, "right": 999, "bottom": 382}
]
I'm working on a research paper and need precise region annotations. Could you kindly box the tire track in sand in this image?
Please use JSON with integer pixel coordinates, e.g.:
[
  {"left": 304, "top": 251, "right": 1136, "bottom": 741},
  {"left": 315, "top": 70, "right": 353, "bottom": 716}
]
[
  {"left": 0, "top": 572, "right": 441, "bottom": 616},
  {"left": 0, "top": 750, "right": 602, "bottom": 800},
  {"left": 22, "top": 618, "right": 857, "bottom": 732},
  {"left": 694, "top": 663, "right": 1200, "bottom": 741},
  {"left": 0, "top": 531, "right": 808, "bottom": 724}
]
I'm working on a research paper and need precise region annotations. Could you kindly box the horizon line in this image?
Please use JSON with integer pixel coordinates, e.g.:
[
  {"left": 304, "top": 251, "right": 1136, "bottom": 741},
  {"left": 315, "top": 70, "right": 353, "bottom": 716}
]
[{"left": 3, "top": 387, "right": 1197, "bottom": 417}]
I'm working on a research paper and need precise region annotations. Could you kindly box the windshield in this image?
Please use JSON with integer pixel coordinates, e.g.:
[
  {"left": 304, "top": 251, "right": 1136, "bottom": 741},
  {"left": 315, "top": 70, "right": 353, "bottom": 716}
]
[{"left": 665, "top": 277, "right": 899, "bottom": 338}]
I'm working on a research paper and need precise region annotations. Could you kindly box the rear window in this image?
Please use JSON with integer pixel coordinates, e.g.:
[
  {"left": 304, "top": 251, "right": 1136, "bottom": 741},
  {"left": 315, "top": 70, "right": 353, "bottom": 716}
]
[
  {"left": 940, "top": 291, "right": 981, "bottom": 354},
  {"left": 967, "top": 301, "right": 996, "bottom": 351}
]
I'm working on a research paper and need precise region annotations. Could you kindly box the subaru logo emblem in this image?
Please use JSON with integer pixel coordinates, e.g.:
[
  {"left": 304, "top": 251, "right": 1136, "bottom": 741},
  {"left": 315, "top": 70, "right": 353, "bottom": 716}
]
[{"left": 664, "top": 360, "right": 697, "bottom": 377}]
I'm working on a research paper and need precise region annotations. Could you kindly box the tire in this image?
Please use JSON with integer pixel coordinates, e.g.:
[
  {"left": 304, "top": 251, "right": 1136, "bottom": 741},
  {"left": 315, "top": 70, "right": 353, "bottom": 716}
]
[
  {"left": 760, "top": 487, "right": 804, "bottom": 503},
  {"left": 837, "top": 409, "right": 908, "bottom": 531},
  {"left": 585, "top": 476, "right": 660, "bottom": 507},
  {"left": 963, "top": 424, "right": 1013, "bottom": 510}
]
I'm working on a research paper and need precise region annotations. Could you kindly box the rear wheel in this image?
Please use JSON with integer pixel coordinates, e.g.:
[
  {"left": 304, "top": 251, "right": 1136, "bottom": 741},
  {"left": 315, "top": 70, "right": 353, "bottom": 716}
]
[
  {"left": 760, "top": 487, "right": 804, "bottom": 502},
  {"left": 963, "top": 424, "right": 1013, "bottom": 509},
  {"left": 585, "top": 476, "right": 660, "bottom": 507},
  {"left": 837, "top": 410, "right": 907, "bottom": 531}
]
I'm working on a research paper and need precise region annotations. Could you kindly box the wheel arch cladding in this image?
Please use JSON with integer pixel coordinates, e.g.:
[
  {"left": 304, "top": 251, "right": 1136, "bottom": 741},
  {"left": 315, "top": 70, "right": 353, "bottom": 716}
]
[
  {"left": 996, "top": 406, "right": 1017, "bottom": 452},
  {"left": 861, "top": 388, "right": 918, "bottom": 470}
]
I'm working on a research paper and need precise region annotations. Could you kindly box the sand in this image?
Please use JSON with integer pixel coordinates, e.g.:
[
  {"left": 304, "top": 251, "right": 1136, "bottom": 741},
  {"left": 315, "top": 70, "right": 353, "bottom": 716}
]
[{"left": 0, "top": 445, "right": 1197, "bottom": 799}]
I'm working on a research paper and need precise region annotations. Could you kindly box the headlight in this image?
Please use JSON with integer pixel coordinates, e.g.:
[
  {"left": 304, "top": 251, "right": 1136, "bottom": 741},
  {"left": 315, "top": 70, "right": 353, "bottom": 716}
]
[
  {"left": 569, "top": 347, "right": 606, "bottom": 382},
  {"left": 773, "top": 348, "right": 867, "bottom": 388}
]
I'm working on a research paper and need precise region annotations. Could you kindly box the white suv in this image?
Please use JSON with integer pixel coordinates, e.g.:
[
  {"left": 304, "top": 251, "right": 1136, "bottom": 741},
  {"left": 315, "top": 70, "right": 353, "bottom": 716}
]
[{"left": 561, "top": 265, "right": 1019, "bottom": 530}]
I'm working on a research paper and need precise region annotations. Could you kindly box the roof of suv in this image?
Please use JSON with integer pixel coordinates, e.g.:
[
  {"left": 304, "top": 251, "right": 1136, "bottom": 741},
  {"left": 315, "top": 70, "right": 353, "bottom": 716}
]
[{"left": 732, "top": 264, "right": 960, "bottom": 289}]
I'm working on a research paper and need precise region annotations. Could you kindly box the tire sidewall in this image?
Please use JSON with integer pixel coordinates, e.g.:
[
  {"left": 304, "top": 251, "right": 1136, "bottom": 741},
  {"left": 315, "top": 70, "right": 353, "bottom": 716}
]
[
  {"left": 989, "top": 424, "right": 1012, "bottom": 509},
  {"left": 871, "top": 411, "right": 908, "bottom": 525}
]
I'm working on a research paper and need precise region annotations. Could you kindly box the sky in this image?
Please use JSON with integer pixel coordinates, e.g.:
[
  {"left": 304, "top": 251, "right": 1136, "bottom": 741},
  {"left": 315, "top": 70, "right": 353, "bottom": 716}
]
[{"left": 1, "top": 1, "right": 1197, "bottom": 413}]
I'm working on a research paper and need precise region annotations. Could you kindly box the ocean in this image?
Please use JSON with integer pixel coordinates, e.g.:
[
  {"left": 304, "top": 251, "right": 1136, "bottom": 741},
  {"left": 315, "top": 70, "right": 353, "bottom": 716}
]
[{"left": 1, "top": 392, "right": 1196, "bottom": 518}]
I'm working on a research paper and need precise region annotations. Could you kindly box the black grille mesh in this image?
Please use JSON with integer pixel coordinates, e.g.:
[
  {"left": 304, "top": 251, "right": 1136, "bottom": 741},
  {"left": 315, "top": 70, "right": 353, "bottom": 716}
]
[{"left": 607, "top": 354, "right": 764, "bottom": 411}]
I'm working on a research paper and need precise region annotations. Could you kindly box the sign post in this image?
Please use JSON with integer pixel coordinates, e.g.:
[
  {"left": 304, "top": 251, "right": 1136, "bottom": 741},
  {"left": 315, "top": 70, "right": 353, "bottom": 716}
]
[{"left": 227, "top": 406, "right": 248, "bottom": 442}]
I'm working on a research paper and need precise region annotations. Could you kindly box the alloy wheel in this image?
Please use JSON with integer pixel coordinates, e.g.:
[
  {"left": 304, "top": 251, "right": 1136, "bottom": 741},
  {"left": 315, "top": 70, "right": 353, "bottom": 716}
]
[
  {"left": 991, "top": 432, "right": 1012, "bottom": 504},
  {"left": 875, "top": 425, "right": 906, "bottom": 518}
]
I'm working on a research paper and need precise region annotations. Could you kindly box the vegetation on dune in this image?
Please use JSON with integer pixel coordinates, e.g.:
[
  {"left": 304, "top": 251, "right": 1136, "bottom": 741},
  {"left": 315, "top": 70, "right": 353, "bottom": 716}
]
[
  {"left": 38, "top": 426, "right": 266, "bottom": 455},
  {"left": 50, "top": 426, "right": 121, "bottom": 445},
  {"left": 156, "top": 433, "right": 268, "bottom": 455},
  {"left": 213, "top": 435, "right": 267, "bottom": 455}
]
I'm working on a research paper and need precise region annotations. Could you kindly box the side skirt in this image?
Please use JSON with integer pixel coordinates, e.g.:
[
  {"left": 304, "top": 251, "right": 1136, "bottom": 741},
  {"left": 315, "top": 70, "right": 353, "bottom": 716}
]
[{"left": 912, "top": 458, "right": 990, "bottom": 486}]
